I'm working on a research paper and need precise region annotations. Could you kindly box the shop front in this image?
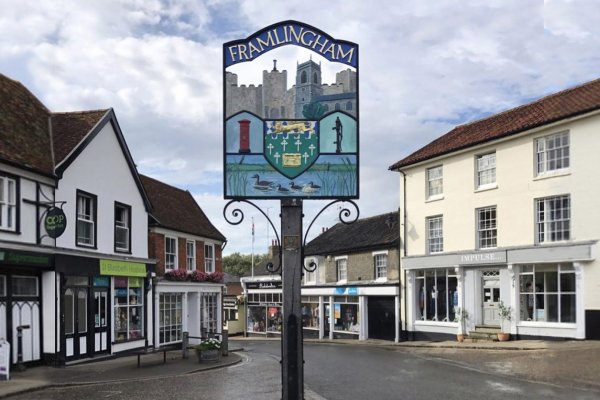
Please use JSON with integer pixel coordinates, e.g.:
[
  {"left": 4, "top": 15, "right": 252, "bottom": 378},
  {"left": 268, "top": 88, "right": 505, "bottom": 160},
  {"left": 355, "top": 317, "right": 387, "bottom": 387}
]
[
  {"left": 55, "top": 255, "right": 154, "bottom": 364},
  {"left": 241, "top": 277, "right": 282, "bottom": 337},
  {"left": 403, "top": 243, "right": 595, "bottom": 340},
  {"left": 0, "top": 248, "right": 52, "bottom": 366}
]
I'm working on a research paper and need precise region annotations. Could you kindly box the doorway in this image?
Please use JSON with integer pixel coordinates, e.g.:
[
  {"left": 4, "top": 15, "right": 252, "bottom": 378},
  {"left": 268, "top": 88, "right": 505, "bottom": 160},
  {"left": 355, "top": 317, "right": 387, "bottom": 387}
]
[
  {"left": 93, "top": 288, "right": 109, "bottom": 353},
  {"left": 368, "top": 296, "right": 395, "bottom": 341},
  {"left": 482, "top": 270, "right": 500, "bottom": 326},
  {"left": 64, "top": 286, "right": 89, "bottom": 359}
]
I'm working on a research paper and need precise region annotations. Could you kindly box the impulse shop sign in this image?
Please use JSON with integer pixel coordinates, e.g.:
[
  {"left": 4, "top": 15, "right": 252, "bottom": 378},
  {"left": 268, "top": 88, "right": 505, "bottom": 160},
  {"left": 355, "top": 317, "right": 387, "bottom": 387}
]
[{"left": 223, "top": 21, "right": 360, "bottom": 200}]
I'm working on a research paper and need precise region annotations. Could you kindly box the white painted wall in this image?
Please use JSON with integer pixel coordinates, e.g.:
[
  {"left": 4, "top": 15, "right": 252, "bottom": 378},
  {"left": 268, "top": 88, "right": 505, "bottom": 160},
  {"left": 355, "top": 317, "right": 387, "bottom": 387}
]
[{"left": 55, "top": 123, "right": 148, "bottom": 257}]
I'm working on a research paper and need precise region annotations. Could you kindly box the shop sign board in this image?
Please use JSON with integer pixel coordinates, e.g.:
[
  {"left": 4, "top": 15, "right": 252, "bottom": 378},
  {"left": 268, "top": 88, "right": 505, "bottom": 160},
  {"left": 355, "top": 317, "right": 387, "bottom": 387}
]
[
  {"left": 0, "top": 249, "right": 52, "bottom": 268},
  {"left": 0, "top": 339, "right": 9, "bottom": 381},
  {"left": 44, "top": 207, "right": 67, "bottom": 238},
  {"left": 223, "top": 21, "right": 359, "bottom": 199},
  {"left": 99, "top": 259, "right": 146, "bottom": 277},
  {"left": 246, "top": 281, "right": 283, "bottom": 290}
]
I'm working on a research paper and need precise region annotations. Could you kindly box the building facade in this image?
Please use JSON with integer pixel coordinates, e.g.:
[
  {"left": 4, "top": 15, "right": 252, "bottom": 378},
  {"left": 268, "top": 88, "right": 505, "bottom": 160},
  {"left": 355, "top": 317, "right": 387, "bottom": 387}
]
[
  {"left": 302, "top": 212, "right": 401, "bottom": 342},
  {"left": 141, "top": 175, "right": 226, "bottom": 347},
  {"left": 390, "top": 78, "right": 600, "bottom": 340},
  {"left": 0, "top": 73, "right": 155, "bottom": 366}
]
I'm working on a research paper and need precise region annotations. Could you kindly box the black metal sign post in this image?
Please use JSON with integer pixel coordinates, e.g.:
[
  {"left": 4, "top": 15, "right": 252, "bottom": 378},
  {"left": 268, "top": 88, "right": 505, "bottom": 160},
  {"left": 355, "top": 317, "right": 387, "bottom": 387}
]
[{"left": 280, "top": 198, "right": 304, "bottom": 400}]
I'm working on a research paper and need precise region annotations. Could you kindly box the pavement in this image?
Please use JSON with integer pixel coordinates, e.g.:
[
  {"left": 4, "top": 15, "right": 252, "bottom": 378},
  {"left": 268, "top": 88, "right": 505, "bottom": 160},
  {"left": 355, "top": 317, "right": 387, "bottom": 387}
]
[{"left": 1, "top": 338, "right": 599, "bottom": 399}]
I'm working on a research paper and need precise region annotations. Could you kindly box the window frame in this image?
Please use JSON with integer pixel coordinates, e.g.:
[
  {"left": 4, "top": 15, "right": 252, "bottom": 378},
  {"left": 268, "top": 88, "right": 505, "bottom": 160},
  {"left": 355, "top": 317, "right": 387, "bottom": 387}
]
[
  {"left": 535, "top": 131, "right": 570, "bottom": 176},
  {"left": 76, "top": 190, "right": 97, "bottom": 248},
  {"left": 336, "top": 257, "right": 348, "bottom": 282},
  {"left": 304, "top": 257, "right": 317, "bottom": 284},
  {"left": 0, "top": 172, "right": 19, "bottom": 233},
  {"left": 476, "top": 206, "right": 497, "bottom": 249},
  {"left": 535, "top": 195, "right": 570, "bottom": 244},
  {"left": 114, "top": 202, "right": 131, "bottom": 253},
  {"left": 204, "top": 243, "right": 215, "bottom": 273},
  {"left": 475, "top": 152, "right": 496, "bottom": 189},
  {"left": 186, "top": 240, "right": 196, "bottom": 272},
  {"left": 373, "top": 251, "right": 388, "bottom": 280},
  {"left": 165, "top": 236, "right": 178, "bottom": 271},
  {"left": 426, "top": 215, "right": 444, "bottom": 254},
  {"left": 426, "top": 165, "right": 443, "bottom": 200}
]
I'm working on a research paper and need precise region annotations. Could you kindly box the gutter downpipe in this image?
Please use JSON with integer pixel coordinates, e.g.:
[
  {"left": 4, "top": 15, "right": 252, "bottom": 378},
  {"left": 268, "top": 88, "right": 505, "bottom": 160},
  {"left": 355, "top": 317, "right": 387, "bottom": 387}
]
[{"left": 399, "top": 170, "right": 410, "bottom": 341}]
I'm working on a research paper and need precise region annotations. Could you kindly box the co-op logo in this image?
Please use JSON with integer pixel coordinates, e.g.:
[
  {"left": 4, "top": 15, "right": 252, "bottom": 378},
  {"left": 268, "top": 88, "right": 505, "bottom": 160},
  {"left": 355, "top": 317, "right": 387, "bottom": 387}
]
[{"left": 44, "top": 207, "right": 67, "bottom": 238}]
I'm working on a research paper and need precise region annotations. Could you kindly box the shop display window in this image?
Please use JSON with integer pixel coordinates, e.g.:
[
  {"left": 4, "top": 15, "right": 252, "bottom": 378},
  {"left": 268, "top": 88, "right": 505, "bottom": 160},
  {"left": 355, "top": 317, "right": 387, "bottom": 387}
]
[
  {"left": 519, "top": 263, "right": 575, "bottom": 323},
  {"left": 201, "top": 293, "right": 219, "bottom": 332},
  {"left": 114, "top": 277, "right": 144, "bottom": 341},
  {"left": 415, "top": 269, "right": 458, "bottom": 322},
  {"left": 267, "top": 306, "right": 282, "bottom": 332},
  {"left": 247, "top": 306, "right": 266, "bottom": 332},
  {"left": 159, "top": 293, "right": 183, "bottom": 344},
  {"left": 301, "top": 296, "right": 320, "bottom": 329},
  {"left": 332, "top": 298, "right": 360, "bottom": 334}
]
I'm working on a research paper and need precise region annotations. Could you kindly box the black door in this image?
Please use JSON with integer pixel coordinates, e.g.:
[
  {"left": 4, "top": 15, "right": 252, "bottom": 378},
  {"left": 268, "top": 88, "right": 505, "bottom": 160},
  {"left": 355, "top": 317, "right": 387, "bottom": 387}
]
[
  {"left": 368, "top": 296, "right": 396, "bottom": 341},
  {"left": 64, "top": 286, "right": 89, "bottom": 360}
]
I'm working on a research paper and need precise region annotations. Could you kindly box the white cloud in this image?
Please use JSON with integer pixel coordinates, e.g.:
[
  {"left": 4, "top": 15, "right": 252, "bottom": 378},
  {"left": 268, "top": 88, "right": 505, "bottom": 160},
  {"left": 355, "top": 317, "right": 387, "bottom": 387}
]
[{"left": 3, "top": 0, "right": 600, "bottom": 255}]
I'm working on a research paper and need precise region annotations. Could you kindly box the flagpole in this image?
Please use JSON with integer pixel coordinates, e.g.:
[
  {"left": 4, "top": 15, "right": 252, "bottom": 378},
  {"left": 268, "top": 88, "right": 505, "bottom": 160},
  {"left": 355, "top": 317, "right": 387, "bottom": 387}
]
[{"left": 251, "top": 216, "right": 255, "bottom": 277}]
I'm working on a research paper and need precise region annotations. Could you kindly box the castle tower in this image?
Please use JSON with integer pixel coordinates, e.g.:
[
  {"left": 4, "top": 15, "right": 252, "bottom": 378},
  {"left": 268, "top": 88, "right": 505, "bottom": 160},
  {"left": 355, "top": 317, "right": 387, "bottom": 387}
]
[
  {"left": 294, "top": 59, "right": 323, "bottom": 118},
  {"left": 262, "top": 59, "right": 288, "bottom": 119}
]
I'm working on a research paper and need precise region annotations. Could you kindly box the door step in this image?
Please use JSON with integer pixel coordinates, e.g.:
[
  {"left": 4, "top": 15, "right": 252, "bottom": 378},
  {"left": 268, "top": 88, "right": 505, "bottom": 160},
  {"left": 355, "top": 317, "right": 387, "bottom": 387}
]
[{"left": 465, "top": 325, "right": 501, "bottom": 342}]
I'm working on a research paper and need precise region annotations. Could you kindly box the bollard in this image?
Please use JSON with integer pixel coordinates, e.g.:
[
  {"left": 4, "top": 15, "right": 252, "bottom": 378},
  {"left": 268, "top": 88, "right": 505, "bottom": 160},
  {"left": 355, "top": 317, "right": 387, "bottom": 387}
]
[
  {"left": 182, "top": 331, "right": 189, "bottom": 359},
  {"left": 221, "top": 330, "right": 229, "bottom": 357},
  {"left": 15, "top": 325, "right": 30, "bottom": 372}
]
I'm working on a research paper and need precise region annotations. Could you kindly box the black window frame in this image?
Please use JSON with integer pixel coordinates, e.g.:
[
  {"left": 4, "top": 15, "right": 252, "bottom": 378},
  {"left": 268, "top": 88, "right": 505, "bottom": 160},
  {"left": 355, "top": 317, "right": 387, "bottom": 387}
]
[
  {"left": 75, "top": 189, "right": 97, "bottom": 249},
  {"left": 114, "top": 201, "right": 132, "bottom": 254}
]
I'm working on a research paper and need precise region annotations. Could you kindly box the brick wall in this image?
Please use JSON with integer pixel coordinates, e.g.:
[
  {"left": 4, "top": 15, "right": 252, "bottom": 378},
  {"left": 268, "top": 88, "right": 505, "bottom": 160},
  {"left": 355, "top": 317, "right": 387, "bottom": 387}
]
[
  {"left": 197, "top": 240, "right": 205, "bottom": 271},
  {"left": 148, "top": 231, "right": 166, "bottom": 275},
  {"left": 319, "top": 247, "right": 400, "bottom": 283}
]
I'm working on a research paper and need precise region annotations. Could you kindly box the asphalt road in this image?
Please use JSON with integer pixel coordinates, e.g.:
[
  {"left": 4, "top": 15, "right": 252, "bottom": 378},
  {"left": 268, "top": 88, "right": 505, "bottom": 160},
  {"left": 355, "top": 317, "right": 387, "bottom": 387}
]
[{"left": 7, "top": 341, "right": 600, "bottom": 400}]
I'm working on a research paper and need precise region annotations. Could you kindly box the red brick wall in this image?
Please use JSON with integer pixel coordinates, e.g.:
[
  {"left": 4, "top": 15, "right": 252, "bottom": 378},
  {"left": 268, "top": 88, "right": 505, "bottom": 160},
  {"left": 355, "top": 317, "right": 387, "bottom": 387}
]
[
  {"left": 148, "top": 231, "right": 166, "bottom": 276},
  {"left": 197, "top": 240, "right": 205, "bottom": 272},
  {"left": 215, "top": 244, "right": 222, "bottom": 273},
  {"left": 178, "top": 237, "right": 187, "bottom": 270}
]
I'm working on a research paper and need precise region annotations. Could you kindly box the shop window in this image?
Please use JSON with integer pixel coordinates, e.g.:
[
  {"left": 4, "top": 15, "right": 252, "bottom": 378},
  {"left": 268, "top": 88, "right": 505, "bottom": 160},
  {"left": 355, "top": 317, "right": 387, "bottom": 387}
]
[
  {"left": 224, "top": 309, "right": 238, "bottom": 321},
  {"left": 114, "top": 277, "right": 144, "bottom": 341},
  {"left": 186, "top": 240, "right": 196, "bottom": 272},
  {"left": 12, "top": 276, "right": 38, "bottom": 297},
  {"left": 301, "top": 300, "right": 319, "bottom": 329},
  {"left": 519, "top": 264, "right": 575, "bottom": 323},
  {"left": 0, "top": 174, "right": 18, "bottom": 232},
  {"left": 426, "top": 165, "right": 443, "bottom": 199},
  {"left": 201, "top": 292, "right": 218, "bottom": 332},
  {"left": 267, "top": 306, "right": 282, "bottom": 332},
  {"left": 165, "top": 237, "right": 177, "bottom": 270},
  {"left": 247, "top": 306, "right": 266, "bottom": 332},
  {"left": 76, "top": 190, "right": 96, "bottom": 247},
  {"left": 159, "top": 293, "right": 183, "bottom": 344},
  {"left": 333, "top": 300, "right": 359, "bottom": 334},
  {"left": 205, "top": 244, "right": 215, "bottom": 273},
  {"left": 536, "top": 195, "right": 570, "bottom": 243},
  {"left": 415, "top": 269, "right": 458, "bottom": 322},
  {"left": 114, "top": 203, "right": 131, "bottom": 253},
  {"left": 536, "top": 131, "right": 569, "bottom": 175}
]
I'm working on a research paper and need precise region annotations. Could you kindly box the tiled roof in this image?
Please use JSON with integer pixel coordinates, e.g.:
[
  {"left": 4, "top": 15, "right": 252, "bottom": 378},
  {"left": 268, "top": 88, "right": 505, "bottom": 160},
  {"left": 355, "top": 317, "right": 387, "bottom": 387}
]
[
  {"left": 52, "top": 110, "right": 109, "bottom": 164},
  {"left": 0, "top": 73, "right": 53, "bottom": 175},
  {"left": 389, "top": 77, "right": 600, "bottom": 170},
  {"left": 304, "top": 211, "right": 399, "bottom": 256},
  {"left": 140, "top": 174, "right": 226, "bottom": 242}
]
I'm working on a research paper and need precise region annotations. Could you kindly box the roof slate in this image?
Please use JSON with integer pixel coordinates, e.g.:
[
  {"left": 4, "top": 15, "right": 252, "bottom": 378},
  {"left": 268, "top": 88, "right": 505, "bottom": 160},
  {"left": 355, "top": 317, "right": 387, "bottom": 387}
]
[
  {"left": 52, "top": 110, "right": 109, "bottom": 164},
  {"left": 140, "top": 174, "right": 226, "bottom": 242},
  {"left": 389, "top": 77, "right": 600, "bottom": 170},
  {"left": 304, "top": 211, "right": 399, "bottom": 256}
]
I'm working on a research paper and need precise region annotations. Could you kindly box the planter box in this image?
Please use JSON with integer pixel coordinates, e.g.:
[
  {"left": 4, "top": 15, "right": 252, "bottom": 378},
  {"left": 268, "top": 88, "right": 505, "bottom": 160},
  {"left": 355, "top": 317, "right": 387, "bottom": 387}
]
[{"left": 197, "top": 349, "right": 220, "bottom": 363}]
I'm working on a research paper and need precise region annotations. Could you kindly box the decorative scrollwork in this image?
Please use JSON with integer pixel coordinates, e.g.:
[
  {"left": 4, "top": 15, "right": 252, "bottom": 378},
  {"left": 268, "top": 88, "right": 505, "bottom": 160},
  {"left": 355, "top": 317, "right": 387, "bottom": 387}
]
[
  {"left": 302, "top": 199, "right": 359, "bottom": 248},
  {"left": 304, "top": 260, "right": 317, "bottom": 273}
]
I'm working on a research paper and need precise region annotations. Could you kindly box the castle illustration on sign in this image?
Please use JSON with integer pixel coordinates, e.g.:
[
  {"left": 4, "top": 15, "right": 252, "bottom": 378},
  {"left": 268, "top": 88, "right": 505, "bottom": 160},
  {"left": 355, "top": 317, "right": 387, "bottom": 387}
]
[{"left": 224, "top": 54, "right": 358, "bottom": 199}]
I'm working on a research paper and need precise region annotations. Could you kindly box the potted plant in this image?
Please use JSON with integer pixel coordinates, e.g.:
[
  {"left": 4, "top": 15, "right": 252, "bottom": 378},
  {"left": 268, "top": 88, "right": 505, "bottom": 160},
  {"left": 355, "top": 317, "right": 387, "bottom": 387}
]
[
  {"left": 497, "top": 301, "right": 512, "bottom": 341},
  {"left": 454, "top": 307, "right": 469, "bottom": 342},
  {"left": 194, "top": 337, "right": 221, "bottom": 362}
]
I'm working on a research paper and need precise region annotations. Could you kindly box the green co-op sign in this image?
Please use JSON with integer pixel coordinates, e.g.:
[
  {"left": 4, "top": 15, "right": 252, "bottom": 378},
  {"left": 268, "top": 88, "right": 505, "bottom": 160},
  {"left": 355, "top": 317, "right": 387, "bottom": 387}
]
[
  {"left": 44, "top": 207, "right": 67, "bottom": 238},
  {"left": 223, "top": 21, "right": 359, "bottom": 200}
]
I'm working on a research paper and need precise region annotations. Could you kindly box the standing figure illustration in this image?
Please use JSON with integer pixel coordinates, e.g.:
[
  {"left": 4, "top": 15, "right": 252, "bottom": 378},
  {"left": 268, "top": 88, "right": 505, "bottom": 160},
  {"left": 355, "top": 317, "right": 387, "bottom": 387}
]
[{"left": 332, "top": 116, "right": 343, "bottom": 153}]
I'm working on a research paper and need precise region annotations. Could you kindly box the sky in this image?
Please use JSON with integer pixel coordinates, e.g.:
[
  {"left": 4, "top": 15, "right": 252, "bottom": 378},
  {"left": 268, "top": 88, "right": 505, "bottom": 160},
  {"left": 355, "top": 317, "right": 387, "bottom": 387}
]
[{"left": 2, "top": 0, "right": 600, "bottom": 256}]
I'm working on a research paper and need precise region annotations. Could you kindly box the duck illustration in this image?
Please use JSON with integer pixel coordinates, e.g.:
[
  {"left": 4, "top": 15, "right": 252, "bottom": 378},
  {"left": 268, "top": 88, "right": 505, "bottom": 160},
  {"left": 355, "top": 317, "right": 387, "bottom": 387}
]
[
  {"left": 302, "top": 182, "right": 321, "bottom": 193},
  {"left": 289, "top": 182, "right": 303, "bottom": 191},
  {"left": 276, "top": 184, "right": 290, "bottom": 193},
  {"left": 251, "top": 174, "right": 274, "bottom": 190}
]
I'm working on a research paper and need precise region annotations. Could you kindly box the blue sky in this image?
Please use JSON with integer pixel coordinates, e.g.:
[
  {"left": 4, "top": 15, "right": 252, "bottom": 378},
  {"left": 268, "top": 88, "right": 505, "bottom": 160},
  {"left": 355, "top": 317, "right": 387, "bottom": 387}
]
[{"left": 2, "top": 0, "right": 600, "bottom": 255}]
